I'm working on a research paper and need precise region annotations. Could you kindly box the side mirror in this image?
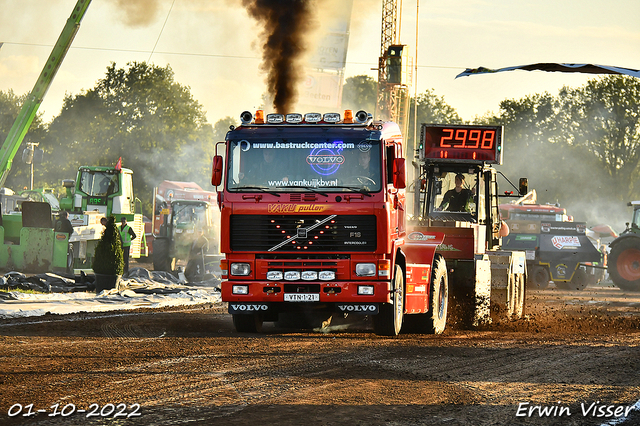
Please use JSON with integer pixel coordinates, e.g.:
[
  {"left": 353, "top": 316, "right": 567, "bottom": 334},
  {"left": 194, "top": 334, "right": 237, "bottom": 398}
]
[
  {"left": 211, "top": 155, "right": 224, "bottom": 187},
  {"left": 392, "top": 158, "right": 406, "bottom": 189},
  {"left": 519, "top": 177, "right": 528, "bottom": 196}
]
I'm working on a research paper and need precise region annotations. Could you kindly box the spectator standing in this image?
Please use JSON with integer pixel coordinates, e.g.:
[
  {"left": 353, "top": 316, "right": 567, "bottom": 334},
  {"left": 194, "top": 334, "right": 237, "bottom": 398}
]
[
  {"left": 119, "top": 217, "right": 137, "bottom": 275},
  {"left": 55, "top": 211, "right": 74, "bottom": 238}
]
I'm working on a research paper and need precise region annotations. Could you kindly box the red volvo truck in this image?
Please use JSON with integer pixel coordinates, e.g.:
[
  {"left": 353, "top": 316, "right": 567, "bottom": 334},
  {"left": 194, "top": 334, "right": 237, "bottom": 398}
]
[{"left": 211, "top": 110, "right": 450, "bottom": 335}]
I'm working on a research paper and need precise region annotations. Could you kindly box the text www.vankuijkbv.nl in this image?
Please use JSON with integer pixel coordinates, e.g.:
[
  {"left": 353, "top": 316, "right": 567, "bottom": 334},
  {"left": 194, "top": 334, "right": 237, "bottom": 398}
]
[{"left": 267, "top": 178, "right": 339, "bottom": 187}]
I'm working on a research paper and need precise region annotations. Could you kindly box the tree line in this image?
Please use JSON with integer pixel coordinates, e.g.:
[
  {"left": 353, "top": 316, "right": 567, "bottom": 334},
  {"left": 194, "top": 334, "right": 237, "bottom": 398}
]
[
  {"left": 1, "top": 63, "right": 639, "bottom": 229},
  {"left": 0, "top": 62, "right": 236, "bottom": 215}
]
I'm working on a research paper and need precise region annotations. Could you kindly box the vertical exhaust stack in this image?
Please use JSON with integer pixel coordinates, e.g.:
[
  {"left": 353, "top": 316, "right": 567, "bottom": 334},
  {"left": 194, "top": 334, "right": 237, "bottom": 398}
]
[{"left": 242, "top": 0, "right": 316, "bottom": 114}]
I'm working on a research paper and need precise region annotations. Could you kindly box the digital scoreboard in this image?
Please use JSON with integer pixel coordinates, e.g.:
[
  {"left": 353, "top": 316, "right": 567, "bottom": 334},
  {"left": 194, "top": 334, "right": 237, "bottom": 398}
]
[{"left": 420, "top": 124, "right": 503, "bottom": 164}]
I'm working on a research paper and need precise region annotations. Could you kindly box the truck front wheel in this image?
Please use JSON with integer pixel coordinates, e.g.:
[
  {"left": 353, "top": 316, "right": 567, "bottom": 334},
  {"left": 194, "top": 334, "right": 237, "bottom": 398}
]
[
  {"left": 609, "top": 238, "right": 640, "bottom": 292},
  {"left": 232, "top": 313, "right": 263, "bottom": 333},
  {"left": 373, "top": 264, "right": 404, "bottom": 336}
]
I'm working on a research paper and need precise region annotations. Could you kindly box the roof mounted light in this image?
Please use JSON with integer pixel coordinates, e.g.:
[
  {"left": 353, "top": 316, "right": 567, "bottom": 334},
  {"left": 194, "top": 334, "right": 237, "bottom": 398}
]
[
  {"left": 240, "top": 111, "right": 253, "bottom": 125},
  {"left": 254, "top": 110, "right": 265, "bottom": 124},
  {"left": 267, "top": 113, "right": 284, "bottom": 124},
  {"left": 343, "top": 109, "right": 354, "bottom": 123},
  {"left": 355, "top": 110, "right": 371, "bottom": 124},
  {"left": 286, "top": 113, "right": 303, "bottom": 124},
  {"left": 323, "top": 112, "right": 340, "bottom": 123},
  {"left": 304, "top": 112, "right": 322, "bottom": 123}
]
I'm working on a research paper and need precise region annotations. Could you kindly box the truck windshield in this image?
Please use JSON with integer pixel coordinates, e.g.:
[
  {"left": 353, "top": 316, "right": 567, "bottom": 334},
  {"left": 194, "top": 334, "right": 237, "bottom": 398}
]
[
  {"left": 42, "top": 193, "right": 61, "bottom": 211},
  {"left": 226, "top": 137, "right": 382, "bottom": 193},
  {"left": 508, "top": 212, "right": 565, "bottom": 221},
  {"left": 172, "top": 203, "right": 209, "bottom": 227},
  {"left": 633, "top": 208, "right": 640, "bottom": 229},
  {"left": 79, "top": 170, "right": 119, "bottom": 197},
  {"left": 422, "top": 170, "right": 480, "bottom": 222}
]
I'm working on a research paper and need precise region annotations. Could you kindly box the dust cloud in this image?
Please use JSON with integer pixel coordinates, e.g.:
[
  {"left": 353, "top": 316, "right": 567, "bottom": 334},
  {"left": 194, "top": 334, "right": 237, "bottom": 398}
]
[
  {"left": 113, "top": 0, "right": 162, "bottom": 28},
  {"left": 498, "top": 134, "right": 632, "bottom": 234}
]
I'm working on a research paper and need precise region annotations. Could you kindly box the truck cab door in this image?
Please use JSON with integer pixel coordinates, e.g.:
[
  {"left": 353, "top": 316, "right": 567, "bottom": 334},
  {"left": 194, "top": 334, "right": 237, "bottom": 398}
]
[{"left": 387, "top": 143, "right": 405, "bottom": 236}]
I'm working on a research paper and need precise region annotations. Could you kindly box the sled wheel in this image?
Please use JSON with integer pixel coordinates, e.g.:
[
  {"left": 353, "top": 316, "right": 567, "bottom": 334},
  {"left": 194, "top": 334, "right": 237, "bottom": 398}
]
[
  {"left": 528, "top": 265, "right": 550, "bottom": 290},
  {"left": 570, "top": 268, "right": 588, "bottom": 291}
]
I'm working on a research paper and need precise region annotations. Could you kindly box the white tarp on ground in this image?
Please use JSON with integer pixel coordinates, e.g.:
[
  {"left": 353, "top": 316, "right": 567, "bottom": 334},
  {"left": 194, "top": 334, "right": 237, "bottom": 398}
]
[{"left": 0, "top": 267, "right": 222, "bottom": 319}]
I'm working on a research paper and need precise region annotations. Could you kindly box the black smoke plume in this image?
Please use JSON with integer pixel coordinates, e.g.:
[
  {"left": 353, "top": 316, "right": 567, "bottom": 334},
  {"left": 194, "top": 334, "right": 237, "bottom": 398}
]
[{"left": 242, "top": 0, "right": 316, "bottom": 114}]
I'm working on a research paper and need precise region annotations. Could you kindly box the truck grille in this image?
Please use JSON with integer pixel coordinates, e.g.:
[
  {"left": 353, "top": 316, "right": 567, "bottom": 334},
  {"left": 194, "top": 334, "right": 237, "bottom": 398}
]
[{"left": 230, "top": 215, "right": 377, "bottom": 252}]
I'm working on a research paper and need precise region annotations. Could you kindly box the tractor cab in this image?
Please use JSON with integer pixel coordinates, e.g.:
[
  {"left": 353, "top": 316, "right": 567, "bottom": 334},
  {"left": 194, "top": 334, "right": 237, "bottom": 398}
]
[{"left": 628, "top": 201, "right": 640, "bottom": 232}]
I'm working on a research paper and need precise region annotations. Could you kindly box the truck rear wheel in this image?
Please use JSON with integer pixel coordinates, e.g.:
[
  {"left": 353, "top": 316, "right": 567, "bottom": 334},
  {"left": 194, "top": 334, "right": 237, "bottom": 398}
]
[
  {"left": 528, "top": 265, "right": 550, "bottom": 290},
  {"left": 425, "top": 256, "right": 448, "bottom": 334},
  {"left": 373, "top": 264, "right": 404, "bottom": 336},
  {"left": 609, "top": 238, "right": 640, "bottom": 292},
  {"left": 233, "top": 313, "right": 263, "bottom": 333}
]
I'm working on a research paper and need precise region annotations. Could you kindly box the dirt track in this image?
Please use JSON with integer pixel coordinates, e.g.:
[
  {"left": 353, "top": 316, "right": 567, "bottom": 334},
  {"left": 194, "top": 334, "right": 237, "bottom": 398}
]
[{"left": 1, "top": 283, "right": 640, "bottom": 426}]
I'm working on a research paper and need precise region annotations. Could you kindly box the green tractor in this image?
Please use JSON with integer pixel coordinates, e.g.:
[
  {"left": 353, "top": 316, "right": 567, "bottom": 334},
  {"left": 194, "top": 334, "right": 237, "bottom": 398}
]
[
  {"left": 152, "top": 198, "right": 217, "bottom": 278},
  {"left": 59, "top": 165, "right": 147, "bottom": 271},
  {"left": 608, "top": 201, "right": 640, "bottom": 291}
]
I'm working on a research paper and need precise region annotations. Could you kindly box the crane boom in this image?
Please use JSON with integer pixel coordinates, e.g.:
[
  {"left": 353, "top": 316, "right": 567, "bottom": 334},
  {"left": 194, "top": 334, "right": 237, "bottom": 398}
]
[
  {"left": 0, "top": 0, "right": 92, "bottom": 187},
  {"left": 376, "top": 0, "right": 410, "bottom": 137},
  {"left": 379, "top": 0, "right": 398, "bottom": 57}
]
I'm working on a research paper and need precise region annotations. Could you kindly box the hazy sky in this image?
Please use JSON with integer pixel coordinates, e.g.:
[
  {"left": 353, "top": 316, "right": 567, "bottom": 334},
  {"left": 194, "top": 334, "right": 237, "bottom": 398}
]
[{"left": 1, "top": 0, "right": 639, "bottom": 125}]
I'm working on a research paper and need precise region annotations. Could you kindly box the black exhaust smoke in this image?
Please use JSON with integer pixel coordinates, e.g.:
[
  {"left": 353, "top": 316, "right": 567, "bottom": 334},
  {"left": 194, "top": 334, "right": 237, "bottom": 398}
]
[{"left": 242, "top": 0, "right": 316, "bottom": 114}]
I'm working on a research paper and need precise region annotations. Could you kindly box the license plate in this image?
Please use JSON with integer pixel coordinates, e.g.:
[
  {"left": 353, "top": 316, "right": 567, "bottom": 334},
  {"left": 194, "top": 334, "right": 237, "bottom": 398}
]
[{"left": 284, "top": 293, "right": 319, "bottom": 302}]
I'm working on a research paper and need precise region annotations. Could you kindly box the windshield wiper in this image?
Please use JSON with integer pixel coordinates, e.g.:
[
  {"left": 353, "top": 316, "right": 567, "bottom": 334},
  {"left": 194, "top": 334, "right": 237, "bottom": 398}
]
[
  {"left": 329, "top": 186, "right": 373, "bottom": 197},
  {"left": 280, "top": 185, "right": 328, "bottom": 197},
  {"left": 234, "top": 186, "right": 281, "bottom": 197}
]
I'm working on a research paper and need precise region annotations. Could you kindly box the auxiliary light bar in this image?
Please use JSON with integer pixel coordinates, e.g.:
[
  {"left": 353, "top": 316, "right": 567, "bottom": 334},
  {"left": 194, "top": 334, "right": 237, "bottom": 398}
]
[{"left": 239, "top": 110, "right": 370, "bottom": 125}]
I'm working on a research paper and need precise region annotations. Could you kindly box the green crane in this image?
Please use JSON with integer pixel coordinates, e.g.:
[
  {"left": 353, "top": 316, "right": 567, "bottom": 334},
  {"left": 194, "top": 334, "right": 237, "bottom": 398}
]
[{"left": 0, "top": 0, "right": 92, "bottom": 187}]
